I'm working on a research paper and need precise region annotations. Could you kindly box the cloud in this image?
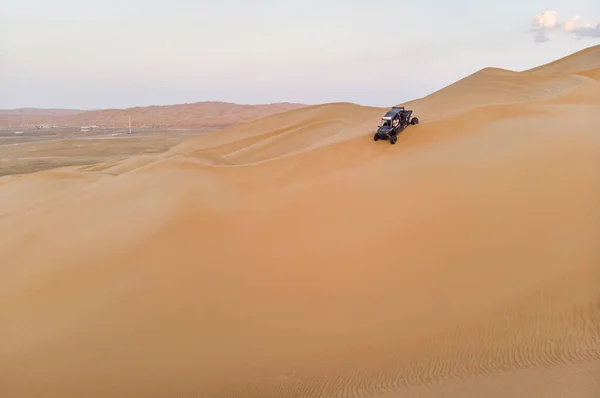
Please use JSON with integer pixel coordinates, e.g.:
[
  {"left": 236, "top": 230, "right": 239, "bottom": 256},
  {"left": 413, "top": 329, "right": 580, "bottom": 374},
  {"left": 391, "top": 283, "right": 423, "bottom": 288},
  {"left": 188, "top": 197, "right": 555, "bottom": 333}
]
[
  {"left": 531, "top": 11, "right": 600, "bottom": 42},
  {"left": 570, "top": 22, "right": 600, "bottom": 38},
  {"left": 563, "top": 16, "right": 581, "bottom": 33},
  {"left": 533, "top": 11, "right": 560, "bottom": 29}
]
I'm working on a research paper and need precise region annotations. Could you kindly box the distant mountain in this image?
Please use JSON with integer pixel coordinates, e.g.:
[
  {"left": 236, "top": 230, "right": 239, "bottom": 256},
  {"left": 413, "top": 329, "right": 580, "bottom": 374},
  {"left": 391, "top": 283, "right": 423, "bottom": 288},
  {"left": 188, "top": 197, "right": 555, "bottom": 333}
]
[{"left": 0, "top": 101, "right": 308, "bottom": 129}]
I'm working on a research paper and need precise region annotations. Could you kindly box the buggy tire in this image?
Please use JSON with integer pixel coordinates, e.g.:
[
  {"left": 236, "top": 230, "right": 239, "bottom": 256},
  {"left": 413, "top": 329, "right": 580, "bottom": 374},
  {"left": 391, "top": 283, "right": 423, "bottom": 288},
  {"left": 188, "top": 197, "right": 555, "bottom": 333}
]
[
  {"left": 390, "top": 135, "right": 397, "bottom": 145},
  {"left": 374, "top": 133, "right": 379, "bottom": 141},
  {"left": 411, "top": 117, "right": 419, "bottom": 125}
]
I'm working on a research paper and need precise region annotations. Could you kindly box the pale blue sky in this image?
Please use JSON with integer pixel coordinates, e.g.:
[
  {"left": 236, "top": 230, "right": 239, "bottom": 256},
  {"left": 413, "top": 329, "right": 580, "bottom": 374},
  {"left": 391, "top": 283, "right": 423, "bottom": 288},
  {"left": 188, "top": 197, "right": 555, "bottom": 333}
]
[{"left": 1, "top": 0, "right": 599, "bottom": 109}]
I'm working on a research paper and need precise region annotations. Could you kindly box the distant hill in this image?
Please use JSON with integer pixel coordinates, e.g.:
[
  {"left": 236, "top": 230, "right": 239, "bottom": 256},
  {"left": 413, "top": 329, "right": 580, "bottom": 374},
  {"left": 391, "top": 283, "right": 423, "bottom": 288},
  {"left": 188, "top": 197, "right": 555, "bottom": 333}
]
[{"left": 0, "top": 101, "right": 308, "bottom": 129}]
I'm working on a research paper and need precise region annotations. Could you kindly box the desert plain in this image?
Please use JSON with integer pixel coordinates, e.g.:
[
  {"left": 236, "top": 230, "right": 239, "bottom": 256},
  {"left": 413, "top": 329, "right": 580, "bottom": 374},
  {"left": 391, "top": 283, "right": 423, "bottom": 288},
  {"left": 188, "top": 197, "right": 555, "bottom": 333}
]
[{"left": 0, "top": 45, "right": 599, "bottom": 397}]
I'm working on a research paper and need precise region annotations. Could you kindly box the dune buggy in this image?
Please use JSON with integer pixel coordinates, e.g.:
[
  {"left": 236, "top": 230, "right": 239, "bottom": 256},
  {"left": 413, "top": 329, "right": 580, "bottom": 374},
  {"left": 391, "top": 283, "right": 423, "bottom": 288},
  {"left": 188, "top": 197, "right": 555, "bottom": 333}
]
[{"left": 373, "top": 106, "right": 419, "bottom": 144}]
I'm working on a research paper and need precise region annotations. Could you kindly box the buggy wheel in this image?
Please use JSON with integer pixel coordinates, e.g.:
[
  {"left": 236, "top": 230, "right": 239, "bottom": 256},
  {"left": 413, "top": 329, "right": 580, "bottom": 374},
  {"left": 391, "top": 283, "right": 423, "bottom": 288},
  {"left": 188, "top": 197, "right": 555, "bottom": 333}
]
[
  {"left": 411, "top": 117, "right": 419, "bottom": 125},
  {"left": 373, "top": 133, "right": 379, "bottom": 141},
  {"left": 390, "top": 135, "right": 397, "bottom": 145}
]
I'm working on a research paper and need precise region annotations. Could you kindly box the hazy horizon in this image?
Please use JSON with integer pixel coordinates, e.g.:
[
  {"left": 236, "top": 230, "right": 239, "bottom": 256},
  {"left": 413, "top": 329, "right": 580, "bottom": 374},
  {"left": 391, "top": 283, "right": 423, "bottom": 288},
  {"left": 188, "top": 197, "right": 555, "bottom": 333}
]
[{"left": 2, "top": 0, "right": 599, "bottom": 110}]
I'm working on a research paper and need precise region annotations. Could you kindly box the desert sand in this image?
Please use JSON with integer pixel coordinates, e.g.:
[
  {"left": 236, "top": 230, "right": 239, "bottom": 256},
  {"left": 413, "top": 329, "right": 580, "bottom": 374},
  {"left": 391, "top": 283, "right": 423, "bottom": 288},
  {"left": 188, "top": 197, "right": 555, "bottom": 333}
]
[{"left": 1, "top": 45, "right": 599, "bottom": 397}]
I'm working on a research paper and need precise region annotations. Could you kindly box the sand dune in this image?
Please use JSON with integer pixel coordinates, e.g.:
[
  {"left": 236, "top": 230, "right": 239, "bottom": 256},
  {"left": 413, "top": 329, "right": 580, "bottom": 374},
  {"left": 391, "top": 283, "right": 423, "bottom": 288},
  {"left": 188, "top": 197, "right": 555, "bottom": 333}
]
[
  {"left": 1, "top": 45, "right": 599, "bottom": 397},
  {"left": 576, "top": 67, "right": 600, "bottom": 80},
  {"left": 526, "top": 44, "right": 600, "bottom": 75},
  {"left": 0, "top": 101, "right": 307, "bottom": 129}
]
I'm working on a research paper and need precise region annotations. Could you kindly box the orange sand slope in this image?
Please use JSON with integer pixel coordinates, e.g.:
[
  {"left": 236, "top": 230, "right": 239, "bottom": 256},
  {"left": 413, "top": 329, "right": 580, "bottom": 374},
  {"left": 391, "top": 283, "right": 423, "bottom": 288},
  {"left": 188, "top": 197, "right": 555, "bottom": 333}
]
[{"left": 1, "top": 45, "right": 599, "bottom": 398}]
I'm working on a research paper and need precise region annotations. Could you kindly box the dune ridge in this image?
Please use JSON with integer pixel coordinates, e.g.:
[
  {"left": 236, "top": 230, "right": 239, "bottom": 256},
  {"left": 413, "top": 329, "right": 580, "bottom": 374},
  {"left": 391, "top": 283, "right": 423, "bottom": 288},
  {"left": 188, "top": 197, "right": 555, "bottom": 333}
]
[
  {"left": 0, "top": 45, "right": 599, "bottom": 397},
  {"left": 525, "top": 44, "right": 600, "bottom": 75}
]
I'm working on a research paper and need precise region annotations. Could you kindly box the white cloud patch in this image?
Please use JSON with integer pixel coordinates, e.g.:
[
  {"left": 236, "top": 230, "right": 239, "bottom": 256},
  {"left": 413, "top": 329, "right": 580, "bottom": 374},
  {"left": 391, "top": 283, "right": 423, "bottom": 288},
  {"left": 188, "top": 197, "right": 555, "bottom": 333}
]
[{"left": 531, "top": 11, "right": 600, "bottom": 42}]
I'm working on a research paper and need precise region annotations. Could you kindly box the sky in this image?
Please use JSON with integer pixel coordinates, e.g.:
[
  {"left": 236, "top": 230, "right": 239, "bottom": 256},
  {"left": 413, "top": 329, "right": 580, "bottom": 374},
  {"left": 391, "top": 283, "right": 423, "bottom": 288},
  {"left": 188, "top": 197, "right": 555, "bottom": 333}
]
[{"left": 1, "top": 0, "right": 599, "bottom": 109}]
